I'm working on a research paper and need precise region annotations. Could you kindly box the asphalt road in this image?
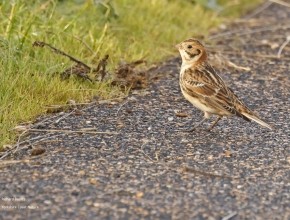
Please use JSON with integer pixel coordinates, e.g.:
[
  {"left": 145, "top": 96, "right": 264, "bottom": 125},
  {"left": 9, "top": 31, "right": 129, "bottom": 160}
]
[{"left": 0, "top": 2, "right": 289, "bottom": 220}]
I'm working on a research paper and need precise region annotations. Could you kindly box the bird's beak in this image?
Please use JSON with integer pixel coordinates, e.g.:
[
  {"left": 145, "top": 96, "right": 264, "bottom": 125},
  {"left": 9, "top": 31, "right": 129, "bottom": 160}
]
[{"left": 175, "top": 43, "right": 180, "bottom": 49}]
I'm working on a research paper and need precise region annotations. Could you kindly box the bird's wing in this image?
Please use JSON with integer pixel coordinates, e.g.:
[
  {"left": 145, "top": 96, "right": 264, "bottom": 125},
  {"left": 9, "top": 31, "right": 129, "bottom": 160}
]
[
  {"left": 182, "top": 64, "right": 248, "bottom": 118},
  {"left": 182, "top": 65, "right": 229, "bottom": 99}
]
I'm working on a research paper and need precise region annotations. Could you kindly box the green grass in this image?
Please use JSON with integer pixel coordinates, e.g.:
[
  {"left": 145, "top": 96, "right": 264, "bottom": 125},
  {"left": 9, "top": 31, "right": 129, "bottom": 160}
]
[{"left": 0, "top": 0, "right": 261, "bottom": 149}]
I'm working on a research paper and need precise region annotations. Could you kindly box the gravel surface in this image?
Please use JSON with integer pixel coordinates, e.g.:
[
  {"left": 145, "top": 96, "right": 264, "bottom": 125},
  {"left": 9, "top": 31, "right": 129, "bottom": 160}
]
[{"left": 1, "top": 2, "right": 289, "bottom": 220}]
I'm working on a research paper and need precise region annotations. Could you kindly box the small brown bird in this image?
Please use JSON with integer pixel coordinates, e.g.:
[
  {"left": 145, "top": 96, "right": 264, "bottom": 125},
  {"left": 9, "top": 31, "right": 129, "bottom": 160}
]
[{"left": 176, "top": 38, "right": 272, "bottom": 131}]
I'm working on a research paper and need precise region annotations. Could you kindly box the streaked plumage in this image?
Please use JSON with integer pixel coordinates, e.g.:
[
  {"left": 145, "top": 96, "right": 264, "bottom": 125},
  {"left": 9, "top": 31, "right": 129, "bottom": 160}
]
[{"left": 176, "top": 38, "right": 272, "bottom": 131}]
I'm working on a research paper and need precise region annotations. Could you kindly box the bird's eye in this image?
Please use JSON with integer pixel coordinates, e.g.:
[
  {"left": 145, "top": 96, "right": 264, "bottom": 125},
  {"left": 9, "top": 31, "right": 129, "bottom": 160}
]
[{"left": 187, "top": 45, "right": 192, "bottom": 49}]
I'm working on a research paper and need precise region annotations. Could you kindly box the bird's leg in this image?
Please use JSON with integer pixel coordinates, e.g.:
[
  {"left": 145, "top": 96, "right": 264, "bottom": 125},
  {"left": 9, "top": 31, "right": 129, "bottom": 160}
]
[
  {"left": 207, "top": 116, "right": 222, "bottom": 131},
  {"left": 186, "top": 117, "right": 207, "bottom": 132},
  {"left": 185, "top": 112, "right": 211, "bottom": 132}
]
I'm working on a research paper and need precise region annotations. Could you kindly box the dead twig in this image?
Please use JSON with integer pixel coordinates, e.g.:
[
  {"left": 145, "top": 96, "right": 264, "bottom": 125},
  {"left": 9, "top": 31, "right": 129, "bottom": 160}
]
[
  {"left": 93, "top": 54, "right": 109, "bottom": 81},
  {"left": 45, "top": 97, "right": 126, "bottom": 112},
  {"left": 116, "top": 100, "right": 129, "bottom": 117},
  {"left": 33, "top": 41, "right": 91, "bottom": 69},
  {"left": 208, "top": 53, "right": 251, "bottom": 71},
  {"left": 45, "top": 102, "right": 94, "bottom": 109},
  {"left": 0, "top": 159, "right": 31, "bottom": 166},
  {"left": 1, "top": 128, "right": 118, "bottom": 160},
  {"left": 244, "top": 1, "right": 273, "bottom": 19},
  {"left": 0, "top": 133, "right": 63, "bottom": 160},
  {"left": 0, "top": 153, "right": 47, "bottom": 167},
  {"left": 32, "top": 114, "right": 64, "bottom": 129},
  {"left": 222, "top": 211, "right": 238, "bottom": 220},
  {"left": 13, "top": 130, "right": 29, "bottom": 156},
  {"left": 226, "top": 60, "right": 251, "bottom": 71},
  {"left": 33, "top": 41, "right": 110, "bottom": 82},
  {"left": 54, "top": 110, "right": 76, "bottom": 124},
  {"left": 140, "top": 141, "right": 158, "bottom": 162},
  {"left": 208, "top": 24, "right": 290, "bottom": 40},
  {"left": 182, "top": 166, "right": 238, "bottom": 179},
  {"left": 28, "top": 128, "right": 118, "bottom": 135},
  {"left": 220, "top": 50, "right": 290, "bottom": 61},
  {"left": 277, "top": 36, "right": 290, "bottom": 58},
  {"left": 33, "top": 41, "right": 93, "bottom": 81},
  {"left": 270, "top": 0, "right": 290, "bottom": 8}
]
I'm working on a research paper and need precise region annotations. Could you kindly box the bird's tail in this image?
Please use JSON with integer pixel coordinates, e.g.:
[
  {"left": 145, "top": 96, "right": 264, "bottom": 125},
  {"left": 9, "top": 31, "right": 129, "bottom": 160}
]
[{"left": 241, "top": 112, "right": 273, "bottom": 130}]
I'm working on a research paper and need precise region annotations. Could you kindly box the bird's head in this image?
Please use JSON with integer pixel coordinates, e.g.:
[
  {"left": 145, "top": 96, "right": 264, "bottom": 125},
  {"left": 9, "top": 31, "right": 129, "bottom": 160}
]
[{"left": 175, "top": 38, "right": 207, "bottom": 65}]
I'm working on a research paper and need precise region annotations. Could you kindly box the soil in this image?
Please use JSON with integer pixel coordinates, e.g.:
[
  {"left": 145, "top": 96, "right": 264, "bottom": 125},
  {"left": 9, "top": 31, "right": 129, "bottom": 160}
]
[{"left": 1, "top": 2, "right": 289, "bottom": 220}]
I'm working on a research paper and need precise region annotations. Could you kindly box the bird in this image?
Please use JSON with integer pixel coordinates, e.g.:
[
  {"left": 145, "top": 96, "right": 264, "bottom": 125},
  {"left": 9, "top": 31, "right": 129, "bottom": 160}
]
[{"left": 175, "top": 38, "right": 272, "bottom": 131}]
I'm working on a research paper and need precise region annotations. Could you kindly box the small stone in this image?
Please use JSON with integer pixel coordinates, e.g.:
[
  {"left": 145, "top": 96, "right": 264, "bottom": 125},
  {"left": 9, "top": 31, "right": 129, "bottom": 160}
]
[
  {"left": 224, "top": 150, "right": 232, "bottom": 158},
  {"left": 93, "top": 202, "right": 101, "bottom": 207},
  {"left": 31, "top": 147, "right": 46, "bottom": 156},
  {"left": 88, "top": 178, "right": 98, "bottom": 185},
  {"left": 174, "top": 110, "right": 189, "bottom": 117},
  {"left": 78, "top": 170, "right": 85, "bottom": 176},
  {"left": 71, "top": 191, "right": 79, "bottom": 197},
  {"left": 43, "top": 167, "right": 49, "bottom": 173},
  {"left": 135, "top": 192, "right": 144, "bottom": 199},
  {"left": 44, "top": 200, "right": 52, "bottom": 205},
  {"left": 85, "top": 200, "right": 93, "bottom": 206},
  {"left": 168, "top": 117, "right": 174, "bottom": 121},
  {"left": 208, "top": 155, "right": 214, "bottom": 160}
]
